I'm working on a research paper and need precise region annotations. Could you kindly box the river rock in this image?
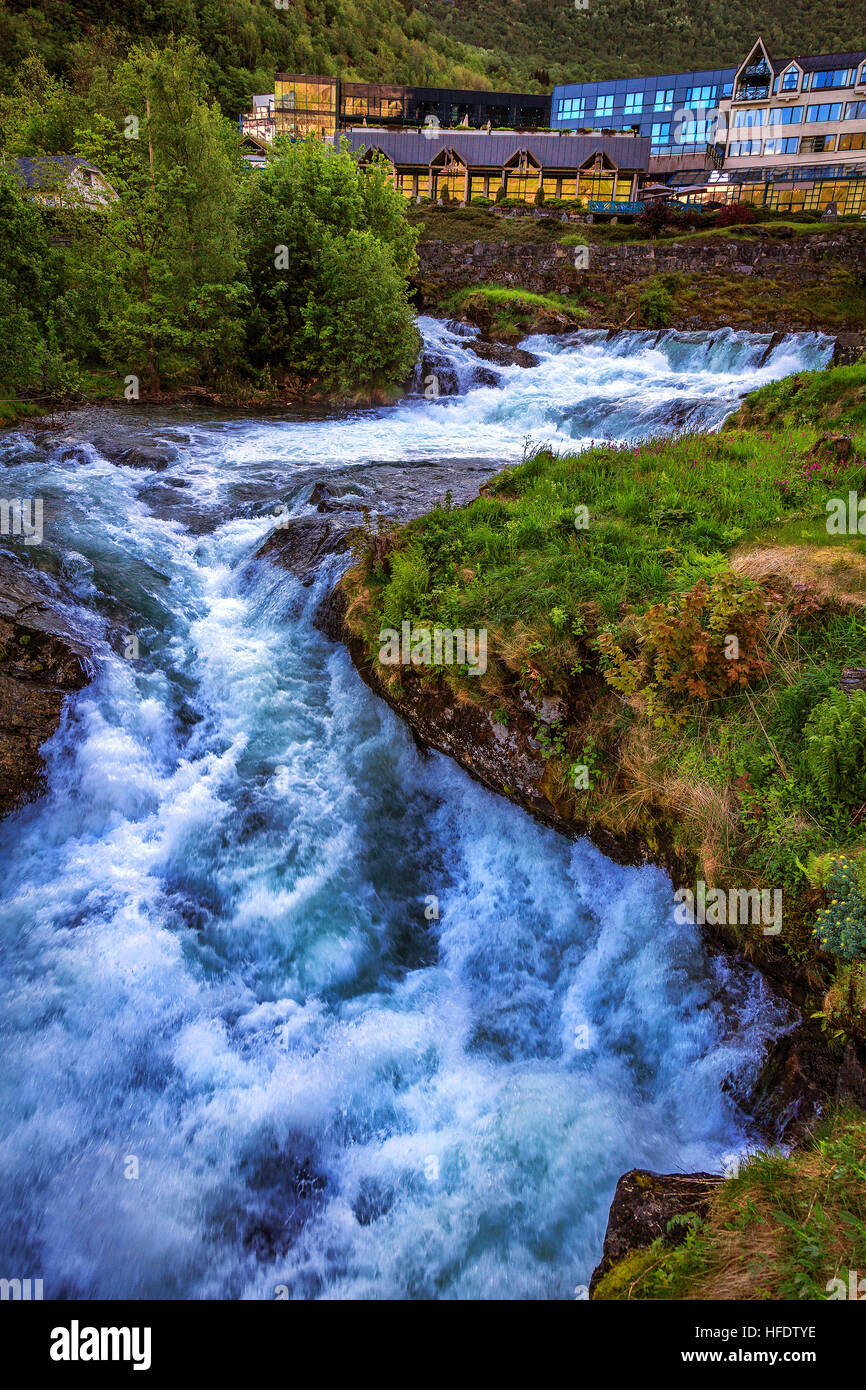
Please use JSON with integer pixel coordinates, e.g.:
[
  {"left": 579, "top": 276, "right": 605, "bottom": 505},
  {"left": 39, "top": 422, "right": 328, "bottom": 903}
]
[
  {"left": 256, "top": 515, "right": 355, "bottom": 583},
  {"left": 91, "top": 436, "right": 172, "bottom": 470},
  {"left": 589, "top": 1170, "right": 723, "bottom": 1296},
  {"left": 0, "top": 555, "right": 92, "bottom": 814},
  {"left": 468, "top": 340, "right": 540, "bottom": 369}
]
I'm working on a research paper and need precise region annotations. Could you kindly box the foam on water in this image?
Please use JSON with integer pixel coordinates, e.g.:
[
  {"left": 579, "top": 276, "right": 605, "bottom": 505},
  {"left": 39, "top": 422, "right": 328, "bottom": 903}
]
[{"left": 0, "top": 323, "right": 814, "bottom": 1299}]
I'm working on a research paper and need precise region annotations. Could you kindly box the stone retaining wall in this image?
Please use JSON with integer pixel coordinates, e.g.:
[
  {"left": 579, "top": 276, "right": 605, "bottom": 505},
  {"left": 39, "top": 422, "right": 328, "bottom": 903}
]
[{"left": 415, "top": 229, "right": 865, "bottom": 298}]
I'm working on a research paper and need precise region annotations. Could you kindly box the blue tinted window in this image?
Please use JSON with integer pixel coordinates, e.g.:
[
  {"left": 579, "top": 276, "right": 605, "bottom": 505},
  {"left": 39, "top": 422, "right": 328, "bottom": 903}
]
[
  {"left": 594, "top": 94, "right": 613, "bottom": 117},
  {"left": 623, "top": 92, "right": 643, "bottom": 114},
  {"left": 733, "top": 107, "right": 768, "bottom": 128},
  {"left": 780, "top": 66, "right": 800, "bottom": 91},
  {"left": 845, "top": 100, "right": 866, "bottom": 119},
  {"left": 650, "top": 122, "right": 671, "bottom": 144},
  {"left": 771, "top": 105, "right": 803, "bottom": 124},
  {"left": 557, "top": 97, "right": 586, "bottom": 120},
  {"left": 812, "top": 68, "right": 851, "bottom": 89},
  {"left": 653, "top": 89, "right": 673, "bottom": 110},
  {"left": 763, "top": 136, "right": 799, "bottom": 153},
  {"left": 806, "top": 102, "right": 843, "bottom": 121},
  {"left": 684, "top": 85, "right": 716, "bottom": 105}
]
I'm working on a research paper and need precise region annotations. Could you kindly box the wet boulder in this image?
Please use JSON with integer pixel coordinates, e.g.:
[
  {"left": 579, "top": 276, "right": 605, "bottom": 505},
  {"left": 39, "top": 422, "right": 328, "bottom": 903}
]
[
  {"left": 256, "top": 515, "right": 355, "bottom": 584},
  {"left": 91, "top": 436, "right": 173, "bottom": 470},
  {"left": 467, "top": 340, "right": 540, "bottom": 370}
]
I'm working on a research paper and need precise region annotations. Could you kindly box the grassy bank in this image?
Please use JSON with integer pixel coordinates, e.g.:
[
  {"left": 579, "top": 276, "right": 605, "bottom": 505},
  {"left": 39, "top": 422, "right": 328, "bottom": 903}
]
[
  {"left": 593, "top": 1110, "right": 866, "bottom": 1300},
  {"left": 341, "top": 362, "right": 866, "bottom": 1041},
  {"left": 440, "top": 284, "right": 587, "bottom": 338}
]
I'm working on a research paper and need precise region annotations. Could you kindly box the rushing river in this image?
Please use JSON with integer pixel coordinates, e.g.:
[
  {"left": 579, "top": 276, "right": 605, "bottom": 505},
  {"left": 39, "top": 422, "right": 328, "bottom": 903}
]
[{"left": 0, "top": 324, "right": 832, "bottom": 1299}]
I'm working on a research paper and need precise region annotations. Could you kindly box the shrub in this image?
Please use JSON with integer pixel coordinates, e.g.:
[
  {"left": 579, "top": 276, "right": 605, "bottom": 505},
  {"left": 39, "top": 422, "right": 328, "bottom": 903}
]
[
  {"left": 711, "top": 202, "right": 758, "bottom": 227},
  {"left": 598, "top": 573, "right": 771, "bottom": 709},
  {"left": 804, "top": 690, "right": 866, "bottom": 804},
  {"left": 640, "top": 280, "right": 675, "bottom": 328},
  {"left": 637, "top": 199, "right": 669, "bottom": 236},
  {"left": 814, "top": 856, "right": 866, "bottom": 959},
  {"left": 494, "top": 183, "right": 506, "bottom": 205},
  {"left": 533, "top": 185, "right": 545, "bottom": 208}
]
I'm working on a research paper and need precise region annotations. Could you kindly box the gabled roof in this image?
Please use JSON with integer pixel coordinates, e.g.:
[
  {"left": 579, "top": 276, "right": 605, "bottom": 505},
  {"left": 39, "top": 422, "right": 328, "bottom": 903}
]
[
  {"left": 11, "top": 155, "right": 104, "bottom": 189},
  {"left": 745, "top": 44, "right": 866, "bottom": 75},
  {"left": 343, "top": 128, "right": 650, "bottom": 170},
  {"left": 776, "top": 49, "right": 866, "bottom": 74}
]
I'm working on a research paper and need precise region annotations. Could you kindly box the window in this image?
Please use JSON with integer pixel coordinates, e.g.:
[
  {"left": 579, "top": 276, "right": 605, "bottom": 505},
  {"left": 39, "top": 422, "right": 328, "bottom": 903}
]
[
  {"left": 678, "top": 118, "right": 714, "bottom": 145},
  {"left": 728, "top": 139, "right": 760, "bottom": 156},
  {"left": 771, "top": 105, "right": 803, "bottom": 125},
  {"left": 839, "top": 131, "right": 866, "bottom": 150},
  {"left": 845, "top": 101, "right": 866, "bottom": 119},
  {"left": 722, "top": 82, "right": 734, "bottom": 98},
  {"left": 594, "top": 94, "right": 613, "bottom": 117},
  {"left": 780, "top": 66, "right": 800, "bottom": 91},
  {"left": 623, "top": 91, "right": 643, "bottom": 114},
  {"left": 653, "top": 89, "right": 674, "bottom": 110},
  {"left": 733, "top": 107, "right": 768, "bottom": 128},
  {"left": 684, "top": 85, "right": 716, "bottom": 105},
  {"left": 812, "top": 68, "right": 851, "bottom": 90},
  {"left": 763, "top": 137, "right": 799, "bottom": 154},
  {"left": 860, "top": 64, "right": 866, "bottom": 83},
  {"left": 806, "top": 103, "right": 843, "bottom": 122},
  {"left": 557, "top": 97, "right": 586, "bottom": 120},
  {"left": 650, "top": 122, "right": 671, "bottom": 146},
  {"left": 800, "top": 134, "right": 836, "bottom": 153}
]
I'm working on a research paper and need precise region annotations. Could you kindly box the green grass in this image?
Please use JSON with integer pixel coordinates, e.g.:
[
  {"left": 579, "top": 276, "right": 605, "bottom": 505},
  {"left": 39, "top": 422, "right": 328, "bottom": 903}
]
[
  {"left": 730, "top": 361, "right": 866, "bottom": 431},
  {"left": 593, "top": 1110, "right": 866, "bottom": 1300},
  {"left": 443, "top": 283, "right": 587, "bottom": 337}
]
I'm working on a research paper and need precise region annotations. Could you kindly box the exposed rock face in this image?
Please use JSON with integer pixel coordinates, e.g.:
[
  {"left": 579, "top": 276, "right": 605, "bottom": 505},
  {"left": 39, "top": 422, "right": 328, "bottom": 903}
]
[
  {"left": 0, "top": 556, "right": 92, "bottom": 814},
  {"left": 589, "top": 1170, "right": 723, "bottom": 1296},
  {"left": 256, "top": 515, "right": 355, "bottom": 583},
  {"left": 748, "top": 1033, "right": 866, "bottom": 1145},
  {"left": 833, "top": 332, "right": 866, "bottom": 367}
]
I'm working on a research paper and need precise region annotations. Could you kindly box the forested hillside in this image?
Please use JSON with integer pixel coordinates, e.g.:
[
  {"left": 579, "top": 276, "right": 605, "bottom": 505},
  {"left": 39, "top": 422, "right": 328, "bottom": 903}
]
[
  {"left": 1, "top": 0, "right": 863, "bottom": 111},
  {"left": 0, "top": 0, "right": 492, "bottom": 112},
  {"left": 417, "top": 0, "right": 866, "bottom": 88}
]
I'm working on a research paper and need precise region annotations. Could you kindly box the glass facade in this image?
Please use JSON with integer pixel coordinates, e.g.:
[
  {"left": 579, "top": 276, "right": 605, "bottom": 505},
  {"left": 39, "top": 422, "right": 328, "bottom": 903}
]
[
  {"left": 551, "top": 43, "right": 866, "bottom": 171},
  {"left": 551, "top": 65, "right": 737, "bottom": 154},
  {"left": 274, "top": 75, "right": 337, "bottom": 139}
]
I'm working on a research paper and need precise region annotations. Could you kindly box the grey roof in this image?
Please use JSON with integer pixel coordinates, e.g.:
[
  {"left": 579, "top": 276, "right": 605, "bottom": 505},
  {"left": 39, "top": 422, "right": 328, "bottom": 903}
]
[
  {"left": 11, "top": 155, "right": 103, "bottom": 189},
  {"left": 769, "top": 49, "right": 866, "bottom": 74},
  {"left": 344, "top": 128, "right": 650, "bottom": 170}
]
